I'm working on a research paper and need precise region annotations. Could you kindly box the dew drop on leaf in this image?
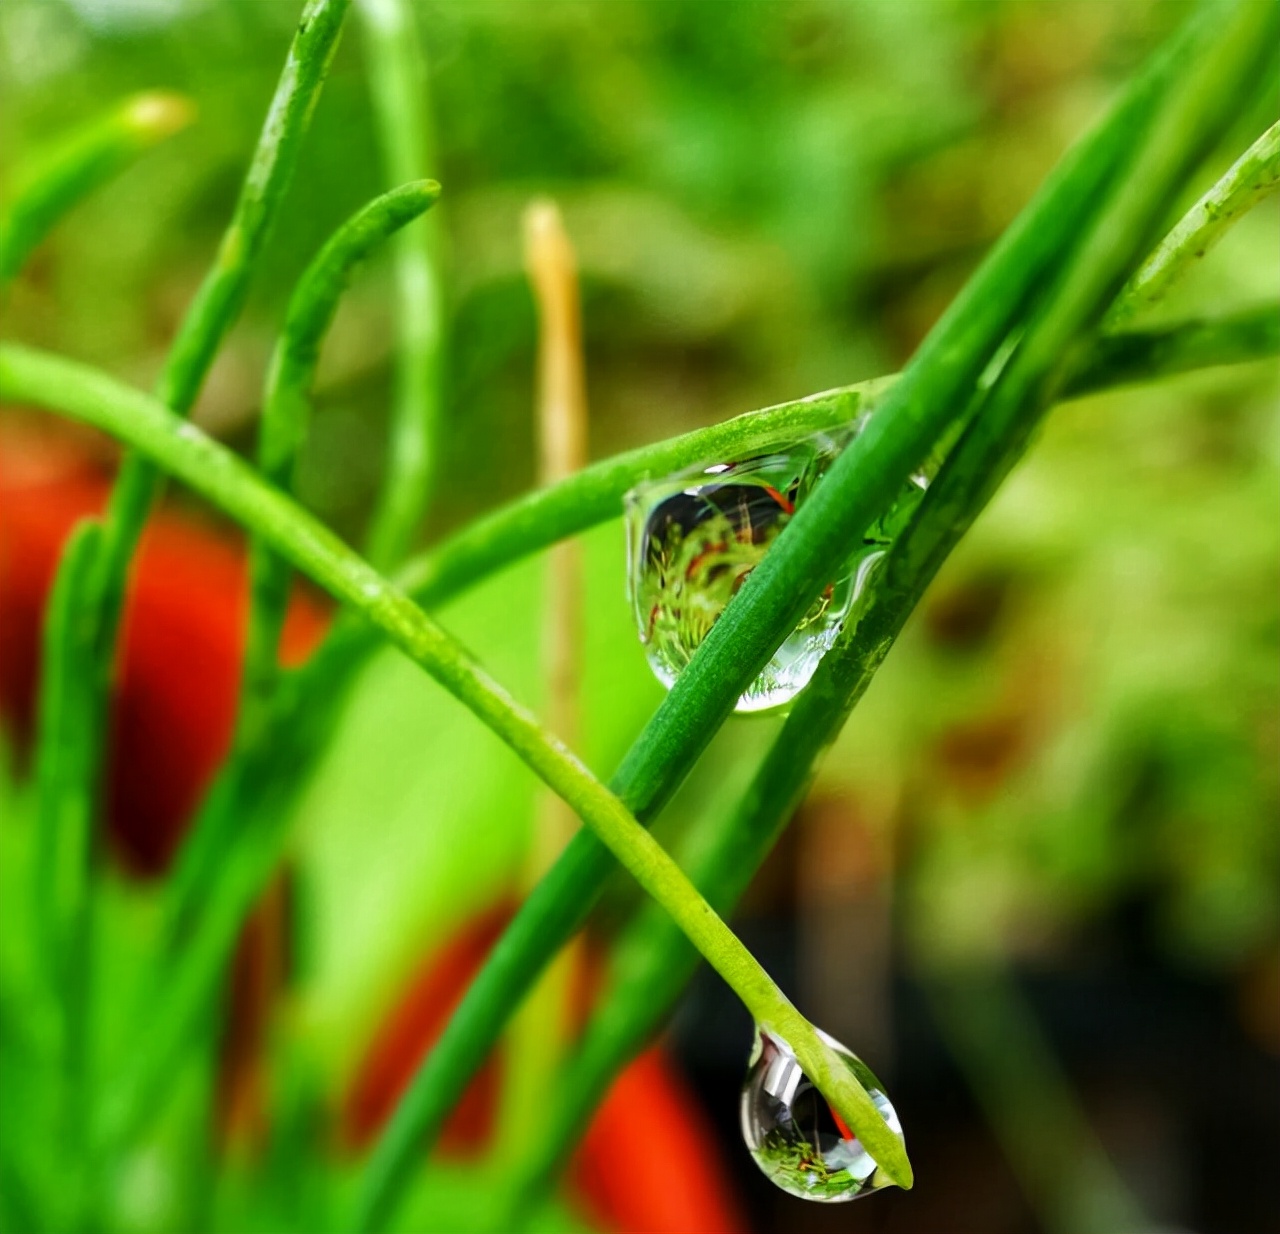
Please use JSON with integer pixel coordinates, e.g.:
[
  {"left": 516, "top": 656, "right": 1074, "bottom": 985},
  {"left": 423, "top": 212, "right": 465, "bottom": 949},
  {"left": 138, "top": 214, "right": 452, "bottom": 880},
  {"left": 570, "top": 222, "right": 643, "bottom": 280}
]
[
  {"left": 740, "top": 1027, "right": 903, "bottom": 1203},
  {"left": 625, "top": 424, "right": 926, "bottom": 711}
]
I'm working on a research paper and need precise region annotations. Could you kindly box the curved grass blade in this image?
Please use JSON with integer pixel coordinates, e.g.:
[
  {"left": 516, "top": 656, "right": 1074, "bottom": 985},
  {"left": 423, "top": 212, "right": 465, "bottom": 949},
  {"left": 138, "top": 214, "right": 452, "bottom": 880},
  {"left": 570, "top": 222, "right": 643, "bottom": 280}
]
[
  {"left": 0, "top": 91, "right": 191, "bottom": 288},
  {"left": 167, "top": 179, "right": 441, "bottom": 931},
  {"left": 25, "top": 2, "right": 353, "bottom": 1033},
  {"left": 347, "top": 9, "right": 1268, "bottom": 1225},
  {"left": 0, "top": 296, "right": 1273, "bottom": 1197},
  {"left": 1110, "top": 117, "right": 1280, "bottom": 325},
  {"left": 291, "top": 300, "right": 1279, "bottom": 696},
  {"left": 0, "top": 340, "right": 908, "bottom": 1187},
  {"left": 358, "top": 0, "right": 448, "bottom": 570},
  {"left": 31, "top": 519, "right": 105, "bottom": 1223},
  {"left": 498, "top": 2, "right": 1280, "bottom": 1203}
]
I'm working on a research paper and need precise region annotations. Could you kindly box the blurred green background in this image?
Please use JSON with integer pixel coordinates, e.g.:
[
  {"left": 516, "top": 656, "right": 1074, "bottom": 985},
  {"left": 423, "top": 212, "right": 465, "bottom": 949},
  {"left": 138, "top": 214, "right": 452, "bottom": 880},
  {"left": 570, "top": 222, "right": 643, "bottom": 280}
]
[{"left": 2, "top": 2, "right": 1278, "bottom": 1232}]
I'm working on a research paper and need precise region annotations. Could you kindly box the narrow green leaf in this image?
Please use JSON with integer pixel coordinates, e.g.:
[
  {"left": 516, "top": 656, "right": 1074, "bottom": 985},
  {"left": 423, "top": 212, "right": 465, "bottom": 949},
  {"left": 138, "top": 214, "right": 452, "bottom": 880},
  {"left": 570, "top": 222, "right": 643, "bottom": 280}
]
[
  {"left": 0, "top": 342, "right": 895, "bottom": 1183},
  {"left": 0, "top": 91, "right": 191, "bottom": 288},
  {"left": 349, "top": 9, "right": 1256, "bottom": 1226},
  {"left": 167, "top": 180, "right": 441, "bottom": 931},
  {"left": 1110, "top": 118, "right": 1280, "bottom": 325},
  {"left": 21, "top": 0, "right": 353, "bottom": 1174},
  {"left": 31, "top": 518, "right": 105, "bottom": 1225},
  {"left": 358, "top": 0, "right": 448, "bottom": 571},
  {"left": 500, "top": 1, "right": 1280, "bottom": 1205}
]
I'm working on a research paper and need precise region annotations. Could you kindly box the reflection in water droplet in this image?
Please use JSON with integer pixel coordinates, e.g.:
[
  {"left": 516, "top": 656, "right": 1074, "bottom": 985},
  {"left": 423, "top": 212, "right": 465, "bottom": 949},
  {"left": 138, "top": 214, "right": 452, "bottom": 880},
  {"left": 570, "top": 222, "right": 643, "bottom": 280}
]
[
  {"left": 740, "top": 1028, "right": 902, "bottom": 1203},
  {"left": 625, "top": 425, "right": 926, "bottom": 711}
]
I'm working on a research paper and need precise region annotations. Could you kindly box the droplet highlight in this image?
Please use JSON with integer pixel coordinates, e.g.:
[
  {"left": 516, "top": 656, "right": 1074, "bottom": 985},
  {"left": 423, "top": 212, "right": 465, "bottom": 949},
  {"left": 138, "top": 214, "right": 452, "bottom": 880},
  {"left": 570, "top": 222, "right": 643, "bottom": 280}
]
[
  {"left": 625, "top": 424, "right": 925, "bottom": 711},
  {"left": 740, "top": 1028, "right": 902, "bottom": 1203}
]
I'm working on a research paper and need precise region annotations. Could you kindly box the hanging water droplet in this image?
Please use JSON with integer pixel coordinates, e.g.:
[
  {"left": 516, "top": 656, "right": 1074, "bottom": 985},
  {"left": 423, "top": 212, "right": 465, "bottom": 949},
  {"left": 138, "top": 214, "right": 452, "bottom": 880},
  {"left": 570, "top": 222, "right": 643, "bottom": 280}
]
[
  {"left": 740, "top": 1028, "right": 902, "bottom": 1203},
  {"left": 625, "top": 423, "right": 927, "bottom": 711}
]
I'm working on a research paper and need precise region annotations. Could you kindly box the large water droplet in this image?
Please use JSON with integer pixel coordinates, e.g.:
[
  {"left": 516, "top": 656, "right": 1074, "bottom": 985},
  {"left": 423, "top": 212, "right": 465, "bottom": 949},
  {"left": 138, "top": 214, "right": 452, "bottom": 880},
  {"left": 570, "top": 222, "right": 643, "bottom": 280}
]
[
  {"left": 740, "top": 1028, "right": 902, "bottom": 1203},
  {"left": 625, "top": 425, "right": 925, "bottom": 711}
]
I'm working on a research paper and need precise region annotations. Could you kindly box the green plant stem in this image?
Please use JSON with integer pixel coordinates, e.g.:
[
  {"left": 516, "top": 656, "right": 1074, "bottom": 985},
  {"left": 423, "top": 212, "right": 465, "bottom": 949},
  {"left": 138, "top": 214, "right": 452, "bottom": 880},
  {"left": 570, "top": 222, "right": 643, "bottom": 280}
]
[
  {"left": 168, "top": 180, "right": 440, "bottom": 929},
  {"left": 32, "top": 522, "right": 103, "bottom": 977},
  {"left": 357, "top": 0, "right": 447, "bottom": 570},
  {"left": 0, "top": 298, "right": 1271, "bottom": 1179},
  {"left": 1109, "top": 118, "right": 1280, "bottom": 326},
  {"left": 257, "top": 179, "right": 443, "bottom": 492},
  {"left": 303, "top": 301, "right": 1277, "bottom": 673},
  {"left": 397, "top": 379, "right": 894, "bottom": 608},
  {"left": 347, "top": 12, "right": 1256, "bottom": 1224},
  {"left": 161, "top": 302, "right": 1277, "bottom": 999},
  {"left": 497, "top": 2, "right": 1279, "bottom": 1206},
  {"left": 245, "top": 303, "right": 1276, "bottom": 741},
  {"left": 95, "top": 0, "right": 351, "bottom": 641},
  {"left": 252, "top": 178, "right": 439, "bottom": 692},
  {"left": 25, "top": 0, "right": 351, "bottom": 1089},
  {"left": 252, "top": 177, "right": 441, "bottom": 669},
  {"left": 1072, "top": 304, "right": 1280, "bottom": 392},
  {"left": 0, "top": 91, "right": 192, "bottom": 289},
  {"left": 30, "top": 520, "right": 104, "bottom": 1228},
  {"left": 0, "top": 341, "right": 905, "bottom": 1187}
]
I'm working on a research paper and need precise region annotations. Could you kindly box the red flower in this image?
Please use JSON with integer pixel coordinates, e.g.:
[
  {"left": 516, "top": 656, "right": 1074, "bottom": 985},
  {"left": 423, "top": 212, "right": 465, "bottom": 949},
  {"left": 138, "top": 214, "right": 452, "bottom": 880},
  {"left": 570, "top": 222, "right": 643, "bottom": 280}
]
[{"left": 0, "top": 417, "right": 327, "bottom": 873}]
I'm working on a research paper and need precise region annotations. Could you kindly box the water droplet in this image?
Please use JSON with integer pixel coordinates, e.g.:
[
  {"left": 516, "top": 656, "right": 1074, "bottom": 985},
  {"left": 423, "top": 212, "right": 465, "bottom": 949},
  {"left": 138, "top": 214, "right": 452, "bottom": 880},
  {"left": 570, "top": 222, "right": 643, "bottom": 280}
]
[
  {"left": 625, "top": 426, "right": 925, "bottom": 711},
  {"left": 740, "top": 1028, "right": 902, "bottom": 1203}
]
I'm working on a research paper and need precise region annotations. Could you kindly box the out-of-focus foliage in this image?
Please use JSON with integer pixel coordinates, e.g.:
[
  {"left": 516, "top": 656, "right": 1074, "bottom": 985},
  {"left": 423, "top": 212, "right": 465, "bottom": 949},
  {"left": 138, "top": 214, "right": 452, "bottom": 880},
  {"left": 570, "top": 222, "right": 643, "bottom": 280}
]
[{"left": 2, "top": 2, "right": 1277, "bottom": 1232}]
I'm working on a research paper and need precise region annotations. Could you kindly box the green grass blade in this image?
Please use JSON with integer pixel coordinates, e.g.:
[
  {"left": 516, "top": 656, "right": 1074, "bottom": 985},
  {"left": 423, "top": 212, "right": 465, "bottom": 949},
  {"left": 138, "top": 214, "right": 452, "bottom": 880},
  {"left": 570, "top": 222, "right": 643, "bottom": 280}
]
[
  {"left": 94, "top": 0, "right": 353, "bottom": 631},
  {"left": 1071, "top": 304, "right": 1280, "bottom": 394},
  {"left": 30, "top": 518, "right": 104, "bottom": 1225},
  {"left": 1, "top": 295, "right": 1273, "bottom": 1209},
  {"left": 166, "top": 179, "right": 441, "bottom": 931},
  {"left": 24, "top": 2, "right": 353, "bottom": 1044},
  {"left": 357, "top": 0, "right": 448, "bottom": 571},
  {"left": 33, "top": 522, "right": 104, "bottom": 977},
  {"left": 501, "top": 0, "right": 1280, "bottom": 1202},
  {"left": 0, "top": 91, "right": 191, "bottom": 289},
  {"left": 288, "top": 301, "right": 1278, "bottom": 703},
  {"left": 0, "top": 342, "right": 902, "bottom": 1183},
  {"left": 346, "top": 11, "right": 1244, "bottom": 1225},
  {"left": 1109, "top": 117, "right": 1280, "bottom": 326},
  {"left": 259, "top": 179, "right": 443, "bottom": 490}
]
